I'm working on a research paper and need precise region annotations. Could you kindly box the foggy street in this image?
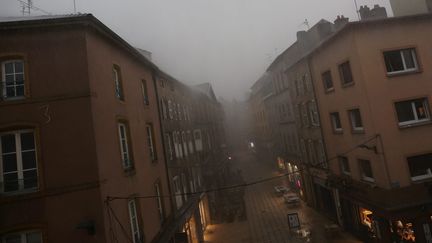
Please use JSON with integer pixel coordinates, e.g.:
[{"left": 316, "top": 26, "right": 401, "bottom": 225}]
[{"left": 205, "top": 148, "right": 362, "bottom": 243}]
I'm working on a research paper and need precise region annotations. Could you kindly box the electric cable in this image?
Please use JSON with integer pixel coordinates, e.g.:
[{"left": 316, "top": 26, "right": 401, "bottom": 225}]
[
  {"left": 107, "top": 202, "right": 134, "bottom": 243},
  {"left": 16, "top": 0, "right": 51, "bottom": 15},
  {"left": 106, "top": 134, "right": 378, "bottom": 201}
]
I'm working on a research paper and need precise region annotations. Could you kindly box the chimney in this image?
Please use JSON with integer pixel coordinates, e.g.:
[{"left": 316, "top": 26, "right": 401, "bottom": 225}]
[
  {"left": 359, "top": 4, "right": 388, "bottom": 20},
  {"left": 296, "top": 30, "right": 307, "bottom": 43},
  {"left": 334, "top": 15, "right": 349, "bottom": 29},
  {"left": 316, "top": 21, "right": 333, "bottom": 39}
]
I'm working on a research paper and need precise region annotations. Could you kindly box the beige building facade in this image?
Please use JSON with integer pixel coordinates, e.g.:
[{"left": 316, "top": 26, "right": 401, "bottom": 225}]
[{"left": 309, "top": 14, "right": 432, "bottom": 243}]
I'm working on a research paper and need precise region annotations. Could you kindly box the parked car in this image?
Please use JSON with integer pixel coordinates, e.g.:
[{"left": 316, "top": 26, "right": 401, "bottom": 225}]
[
  {"left": 284, "top": 193, "right": 301, "bottom": 206},
  {"left": 274, "top": 185, "right": 290, "bottom": 195}
]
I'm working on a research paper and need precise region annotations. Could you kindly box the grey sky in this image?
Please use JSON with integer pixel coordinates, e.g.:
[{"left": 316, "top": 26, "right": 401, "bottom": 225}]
[{"left": 1, "top": 0, "right": 392, "bottom": 100}]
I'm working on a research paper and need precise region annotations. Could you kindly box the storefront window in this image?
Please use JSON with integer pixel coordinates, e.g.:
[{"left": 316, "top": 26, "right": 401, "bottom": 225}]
[
  {"left": 360, "top": 208, "right": 380, "bottom": 239},
  {"left": 390, "top": 220, "right": 416, "bottom": 243}
]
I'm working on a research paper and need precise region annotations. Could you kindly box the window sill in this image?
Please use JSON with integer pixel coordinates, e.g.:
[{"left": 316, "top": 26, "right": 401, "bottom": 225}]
[
  {"left": 387, "top": 69, "right": 421, "bottom": 78},
  {"left": 361, "top": 177, "right": 375, "bottom": 183},
  {"left": 411, "top": 174, "right": 432, "bottom": 182},
  {"left": 332, "top": 129, "right": 343, "bottom": 135},
  {"left": 341, "top": 82, "right": 355, "bottom": 89},
  {"left": 399, "top": 120, "right": 432, "bottom": 129},
  {"left": 123, "top": 166, "right": 136, "bottom": 177},
  {"left": 324, "top": 88, "right": 335, "bottom": 94},
  {"left": 351, "top": 128, "right": 365, "bottom": 134},
  {"left": 0, "top": 188, "right": 38, "bottom": 197}
]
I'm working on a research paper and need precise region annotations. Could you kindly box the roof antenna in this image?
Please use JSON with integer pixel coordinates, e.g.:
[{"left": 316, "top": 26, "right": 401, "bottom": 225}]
[
  {"left": 73, "top": 0, "right": 77, "bottom": 14},
  {"left": 298, "top": 19, "right": 310, "bottom": 30},
  {"left": 21, "top": 0, "right": 32, "bottom": 15},
  {"left": 354, "top": 0, "right": 361, "bottom": 20}
]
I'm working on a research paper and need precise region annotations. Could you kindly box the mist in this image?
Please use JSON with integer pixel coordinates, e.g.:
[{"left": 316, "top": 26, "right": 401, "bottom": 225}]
[{"left": 1, "top": 0, "right": 393, "bottom": 100}]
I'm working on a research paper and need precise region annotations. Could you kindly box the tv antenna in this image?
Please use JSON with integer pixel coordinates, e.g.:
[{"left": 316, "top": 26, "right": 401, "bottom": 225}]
[
  {"left": 17, "top": 0, "right": 51, "bottom": 15},
  {"left": 298, "top": 19, "right": 310, "bottom": 30}
]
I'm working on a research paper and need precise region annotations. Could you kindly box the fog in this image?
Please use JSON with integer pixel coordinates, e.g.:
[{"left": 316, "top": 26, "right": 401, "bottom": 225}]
[{"left": 1, "top": 0, "right": 392, "bottom": 100}]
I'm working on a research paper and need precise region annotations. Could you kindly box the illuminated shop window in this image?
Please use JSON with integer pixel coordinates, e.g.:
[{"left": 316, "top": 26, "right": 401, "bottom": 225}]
[{"left": 391, "top": 220, "right": 416, "bottom": 243}]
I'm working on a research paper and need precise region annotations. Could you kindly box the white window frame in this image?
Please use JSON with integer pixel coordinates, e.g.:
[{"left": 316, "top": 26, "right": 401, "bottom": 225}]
[
  {"left": 165, "top": 133, "right": 173, "bottom": 160},
  {"left": 330, "top": 112, "right": 343, "bottom": 132},
  {"left": 154, "top": 182, "right": 164, "bottom": 222},
  {"left": 1, "top": 60, "right": 25, "bottom": 100},
  {"left": 173, "top": 176, "right": 183, "bottom": 209},
  {"left": 396, "top": 98, "right": 430, "bottom": 126},
  {"left": 181, "top": 132, "right": 188, "bottom": 157},
  {"left": 113, "top": 67, "right": 124, "bottom": 100},
  {"left": 0, "top": 130, "right": 38, "bottom": 194},
  {"left": 348, "top": 109, "right": 364, "bottom": 132},
  {"left": 128, "top": 200, "right": 141, "bottom": 243},
  {"left": 1, "top": 230, "right": 43, "bottom": 243},
  {"left": 118, "top": 123, "right": 132, "bottom": 168},
  {"left": 146, "top": 124, "right": 156, "bottom": 161},
  {"left": 339, "top": 156, "right": 351, "bottom": 175},
  {"left": 141, "top": 80, "right": 149, "bottom": 105},
  {"left": 384, "top": 48, "right": 418, "bottom": 75},
  {"left": 359, "top": 159, "right": 375, "bottom": 183},
  {"left": 308, "top": 100, "right": 320, "bottom": 126}
]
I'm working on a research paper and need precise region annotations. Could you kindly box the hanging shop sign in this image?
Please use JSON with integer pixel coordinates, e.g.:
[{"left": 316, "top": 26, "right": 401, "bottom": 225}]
[{"left": 287, "top": 212, "right": 301, "bottom": 230}]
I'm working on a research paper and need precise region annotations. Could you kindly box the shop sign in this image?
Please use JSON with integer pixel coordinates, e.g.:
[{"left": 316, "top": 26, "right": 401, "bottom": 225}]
[
  {"left": 424, "top": 224, "right": 432, "bottom": 243},
  {"left": 287, "top": 212, "right": 300, "bottom": 230}
]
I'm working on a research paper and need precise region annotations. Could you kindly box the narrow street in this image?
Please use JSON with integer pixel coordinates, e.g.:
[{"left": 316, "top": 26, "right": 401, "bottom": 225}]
[{"left": 205, "top": 149, "right": 362, "bottom": 243}]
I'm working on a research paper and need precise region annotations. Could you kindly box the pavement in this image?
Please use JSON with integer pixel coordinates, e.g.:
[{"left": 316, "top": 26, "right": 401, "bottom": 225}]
[{"left": 204, "top": 149, "right": 363, "bottom": 243}]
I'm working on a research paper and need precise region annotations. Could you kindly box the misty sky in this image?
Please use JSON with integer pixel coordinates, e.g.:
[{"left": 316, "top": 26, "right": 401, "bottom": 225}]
[{"left": 1, "top": 0, "right": 392, "bottom": 100}]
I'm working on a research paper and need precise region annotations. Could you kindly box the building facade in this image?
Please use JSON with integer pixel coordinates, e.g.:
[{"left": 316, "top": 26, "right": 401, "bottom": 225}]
[
  {"left": 0, "top": 14, "right": 171, "bottom": 243},
  {"left": 153, "top": 72, "right": 226, "bottom": 242},
  {"left": 309, "top": 14, "right": 432, "bottom": 243}
]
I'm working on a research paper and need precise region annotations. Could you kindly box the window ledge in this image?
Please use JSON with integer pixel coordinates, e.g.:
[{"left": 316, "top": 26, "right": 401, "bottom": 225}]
[
  {"left": 332, "top": 129, "right": 344, "bottom": 134},
  {"left": 324, "top": 88, "right": 335, "bottom": 94},
  {"left": 0, "top": 188, "right": 38, "bottom": 197},
  {"left": 123, "top": 166, "right": 136, "bottom": 177},
  {"left": 351, "top": 128, "right": 365, "bottom": 134},
  {"left": 399, "top": 120, "right": 432, "bottom": 129},
  {"left": 341, "top": 82, "right": 355, "bottom": 89},
  {"left": 386, "top": 69, "right": 421, "bottom": 78},
  {"left": 411, "top": 174, "right": 432, "bottom": 182}
]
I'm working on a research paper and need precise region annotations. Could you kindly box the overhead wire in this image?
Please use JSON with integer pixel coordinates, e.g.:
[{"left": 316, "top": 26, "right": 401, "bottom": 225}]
[
  {"left": 16, "top": 0, "right": 52, "bottom": 15},
  {"left": 106, "top": 134, "right": 379, "bottom": 201}
]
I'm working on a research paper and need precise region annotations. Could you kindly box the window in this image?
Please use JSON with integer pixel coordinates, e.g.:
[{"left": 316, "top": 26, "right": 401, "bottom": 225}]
[
  {"left": 113, "top": 66, "right": 124, "bottom": 100},
  {"left": 1, "top": 231, "right": 42, "bottom": 243},
  {"left": 338, "top": 61, "right": 354, "bottom": 86},
  {"left": 1, "top": 60, "right": 25, "bottom": 100},
  {"left": 168, "top": 100, "right": 173, "bottom": 120},
  {"left": 141, "top": 80, "right": 149, "bottom": 105},
  {"left": 308, "top": 100, "right": 320, "bottom": 126},
  {"left": 154, "top": 181, "right": 165, "bottom": 223},
  {"left": 146, "top": 124, "right": 156, "bottom": 161},
  {"left": 407, "top": 153, "right": 432, "bottom": 181},
  {"left": 165, "top": 133, "right": 173, "bottom": 160},
  {"left": 348, "top": 109, "right": 364, "bottom": 132},
  {"left": 194, "top": 130, "right": 203, "bottom": 151},
  {"left": 118, "top": 122, "right": 132, "bottom": 168},
  {"left": 128, "top": 200, "right": 141, "bottom": 243},
  {"left": 339, "top": 156, "right": 350, "bottom": 175},
  {"left": 187, "top": 131, "right": 194, "bottom": 154},
  {"left": 181, "top": 132, "right": 188, "bottom": 157},
  {"left": 321, "top": 70, "right": 334, "bottom": 92},
  {"left": 1, "top": 130, "right": 38, "bottom": 193},
  {"left": 330, "top": 112, "right": 343, "bottom": 132},
  {"left": 384, "top": 48, "right": 418, "bottom": 74},
  {"left": 359, "top": 159, "right": 374, "bottom": 182},
  {"left": 315, "top": 140, "right": 326, "bottom": 167},
  {"left": 173, "top": 176, "right": 183, "bottom": 209},
  {"left": 395, "top": 98, "right": 430, "bottom": 126}
]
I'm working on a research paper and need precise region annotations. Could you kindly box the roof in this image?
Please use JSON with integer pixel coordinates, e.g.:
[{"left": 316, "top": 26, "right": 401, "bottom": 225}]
[
  {"left": 193, "top": 83, "right": 218, "bottom": 102},
  {"left": 0, "top": 14, "right": 158, "bottom": 70}
]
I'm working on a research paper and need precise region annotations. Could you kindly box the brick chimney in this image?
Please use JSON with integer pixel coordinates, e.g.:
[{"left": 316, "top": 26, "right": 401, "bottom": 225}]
[
  {"left": 359, "top": 4, "right": 388, "bottom": 20},
  {"left": 334, "top": 15, "right": 349, "bottom": 29}
]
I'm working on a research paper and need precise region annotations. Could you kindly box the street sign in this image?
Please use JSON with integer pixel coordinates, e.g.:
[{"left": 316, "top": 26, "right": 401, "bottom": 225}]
[{"left": 287, "top": 212, "right": 300, "bottom": 230}]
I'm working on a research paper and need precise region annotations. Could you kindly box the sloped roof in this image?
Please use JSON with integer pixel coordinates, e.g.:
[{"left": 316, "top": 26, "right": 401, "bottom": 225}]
[{"left": 194, "top": 83, "right": 217, "bottom": 101}]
